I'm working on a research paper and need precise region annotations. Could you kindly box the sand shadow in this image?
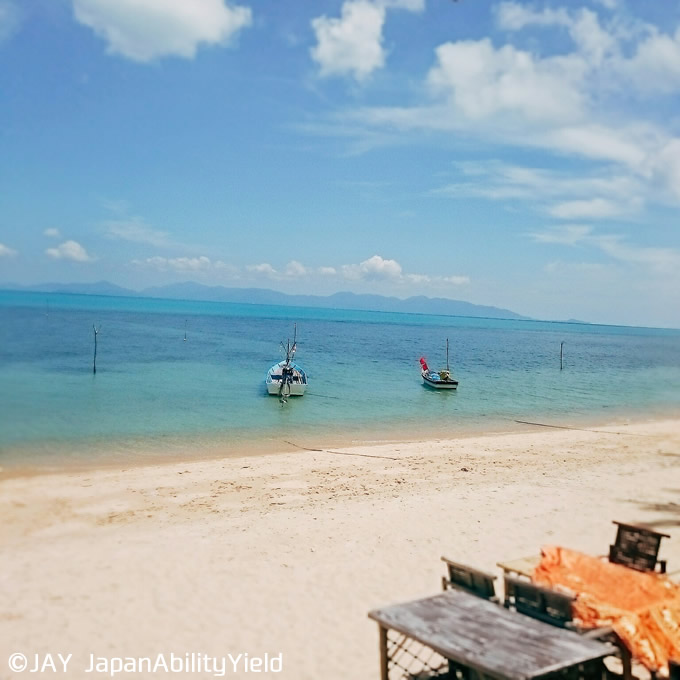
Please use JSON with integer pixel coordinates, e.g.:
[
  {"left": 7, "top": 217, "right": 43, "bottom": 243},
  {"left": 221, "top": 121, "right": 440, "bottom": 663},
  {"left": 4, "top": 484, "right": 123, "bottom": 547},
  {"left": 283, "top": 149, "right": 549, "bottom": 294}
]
[{"left": 634, "top": 491, "right": 680, "bottom": 527}]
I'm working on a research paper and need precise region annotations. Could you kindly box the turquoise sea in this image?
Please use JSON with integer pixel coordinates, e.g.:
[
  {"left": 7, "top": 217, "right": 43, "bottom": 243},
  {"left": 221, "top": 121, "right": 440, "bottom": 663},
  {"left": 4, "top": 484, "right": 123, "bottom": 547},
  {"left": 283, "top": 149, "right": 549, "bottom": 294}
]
[{"left": 1, "top": 290, "right": 679, "bottom": 468}]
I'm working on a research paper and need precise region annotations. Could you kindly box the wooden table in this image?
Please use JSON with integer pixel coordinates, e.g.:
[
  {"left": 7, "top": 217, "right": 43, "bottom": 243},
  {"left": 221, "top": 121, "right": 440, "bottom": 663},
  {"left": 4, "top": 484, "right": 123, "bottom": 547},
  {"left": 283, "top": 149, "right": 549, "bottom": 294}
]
[
  {"left": 368, "top": 590, "right": 616, "bottom": 680},
  {"left": 497, "top": 555, "right": 540, "bottom": 579}
]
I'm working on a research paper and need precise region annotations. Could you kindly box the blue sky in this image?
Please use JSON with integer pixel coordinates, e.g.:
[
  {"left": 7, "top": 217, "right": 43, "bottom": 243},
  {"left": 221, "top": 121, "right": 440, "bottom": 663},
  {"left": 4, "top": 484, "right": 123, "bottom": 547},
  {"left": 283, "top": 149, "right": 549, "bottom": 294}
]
[{"left": 1, "top": 0, "right": 679, "bottom": 327}]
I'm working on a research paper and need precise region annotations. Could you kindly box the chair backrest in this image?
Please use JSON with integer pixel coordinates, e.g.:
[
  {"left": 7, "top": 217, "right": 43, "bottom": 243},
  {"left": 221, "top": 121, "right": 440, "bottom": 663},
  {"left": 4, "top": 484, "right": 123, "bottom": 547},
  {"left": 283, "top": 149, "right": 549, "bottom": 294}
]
[
  {"left": 504, "top": 576, "right": 575, "bottom": 628},
  {"left": 609, "top": 521, "right": 669, "bottom": 572},
  {"left": 441, "top": 557, "right": 497, "bottom": 601}
]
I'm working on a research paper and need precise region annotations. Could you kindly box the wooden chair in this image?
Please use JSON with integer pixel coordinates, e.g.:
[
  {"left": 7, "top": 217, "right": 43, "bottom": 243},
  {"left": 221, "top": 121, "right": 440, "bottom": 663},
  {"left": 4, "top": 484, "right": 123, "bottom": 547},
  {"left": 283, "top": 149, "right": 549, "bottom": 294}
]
[
  {"left": 440, "top": 557, "right": 498, "bottom": 602},
  {"left": 503, "top": 576, "right": 626, "bottom": 678},
  {"left": 609, "top": 521, "right": 669, "bottom": 573},
  {"left": 503, "top": 576, "right": 576, "bottom": 628}
]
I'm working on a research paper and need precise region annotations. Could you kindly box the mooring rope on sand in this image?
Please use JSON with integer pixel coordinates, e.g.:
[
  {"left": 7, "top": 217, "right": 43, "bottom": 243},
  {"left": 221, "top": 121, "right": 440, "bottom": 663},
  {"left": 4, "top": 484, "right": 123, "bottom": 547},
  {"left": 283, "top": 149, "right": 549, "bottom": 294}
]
[
  {"left": 512, "top": 419, "right": 652, "bottom": 436},
  {"left": 282, "top": 440, "right": 400, "bottom": 461}
]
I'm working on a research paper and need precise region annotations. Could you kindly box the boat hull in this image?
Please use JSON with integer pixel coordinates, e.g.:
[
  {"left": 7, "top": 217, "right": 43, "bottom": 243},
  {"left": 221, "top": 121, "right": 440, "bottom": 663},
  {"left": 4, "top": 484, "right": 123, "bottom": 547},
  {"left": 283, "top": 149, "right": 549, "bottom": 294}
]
[
  {"left": 266, "top": 382, "right": 306, "bottom": 396},
  {"left": 422, "top": 370, "right": 458, "bottom": 389},
  {"left": 266, "top": 361, "right": 307, "bottom": 396}
]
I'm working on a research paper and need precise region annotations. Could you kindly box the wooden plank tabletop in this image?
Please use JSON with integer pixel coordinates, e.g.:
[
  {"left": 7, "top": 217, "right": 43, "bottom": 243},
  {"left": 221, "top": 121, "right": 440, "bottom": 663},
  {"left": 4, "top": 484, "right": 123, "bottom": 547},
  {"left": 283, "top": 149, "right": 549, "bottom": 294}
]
[
  {"left": 496, "top": 554, "right": 540, "bottom": 578},
  {"left": 368, "top": 590, "right": 616, "bottom": 680}
]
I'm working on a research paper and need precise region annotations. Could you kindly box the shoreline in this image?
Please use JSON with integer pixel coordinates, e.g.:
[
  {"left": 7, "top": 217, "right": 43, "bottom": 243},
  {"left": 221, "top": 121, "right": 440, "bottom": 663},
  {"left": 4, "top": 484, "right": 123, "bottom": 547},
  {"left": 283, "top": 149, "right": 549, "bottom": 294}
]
[
  {"left": 2, "top": 405, "right": 676, "bottom": 479},
  {"left": 1, "top": 416, "right": 679, "bottom": 679}
]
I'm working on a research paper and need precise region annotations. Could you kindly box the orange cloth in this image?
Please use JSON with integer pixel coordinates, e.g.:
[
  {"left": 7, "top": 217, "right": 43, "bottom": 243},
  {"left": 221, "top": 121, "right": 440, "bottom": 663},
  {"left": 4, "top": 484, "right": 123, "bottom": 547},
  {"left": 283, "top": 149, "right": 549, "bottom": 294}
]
[{"left": 532, "top": 546, "right": 680, "bottom": 674}]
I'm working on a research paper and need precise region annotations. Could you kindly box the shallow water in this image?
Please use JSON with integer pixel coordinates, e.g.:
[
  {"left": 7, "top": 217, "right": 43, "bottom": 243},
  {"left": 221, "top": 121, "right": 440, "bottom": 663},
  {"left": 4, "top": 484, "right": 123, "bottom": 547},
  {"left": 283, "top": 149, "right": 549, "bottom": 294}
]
[{"left": 1, "top": 290, "right": 679, "bottom": 467}]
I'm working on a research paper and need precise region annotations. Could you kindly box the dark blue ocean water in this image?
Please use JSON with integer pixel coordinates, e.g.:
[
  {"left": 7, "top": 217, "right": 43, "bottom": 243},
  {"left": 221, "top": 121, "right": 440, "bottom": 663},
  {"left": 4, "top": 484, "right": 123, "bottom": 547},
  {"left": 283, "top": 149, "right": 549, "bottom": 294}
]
[{"left": 1, "top": 290, "right": 679, "bottom": 466}]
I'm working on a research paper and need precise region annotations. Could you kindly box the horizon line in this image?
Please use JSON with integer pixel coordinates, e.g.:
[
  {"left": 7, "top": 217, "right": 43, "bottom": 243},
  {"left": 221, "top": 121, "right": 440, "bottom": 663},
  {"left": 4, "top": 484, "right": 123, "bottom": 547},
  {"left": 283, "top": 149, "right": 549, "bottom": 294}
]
[{"left": 2, "top": 284, "right": 679, "bottom": 332}]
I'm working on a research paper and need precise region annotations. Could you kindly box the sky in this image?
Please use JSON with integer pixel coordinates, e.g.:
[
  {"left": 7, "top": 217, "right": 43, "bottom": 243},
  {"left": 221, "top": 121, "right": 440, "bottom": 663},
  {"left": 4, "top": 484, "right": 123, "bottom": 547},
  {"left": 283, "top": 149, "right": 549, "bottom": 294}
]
[{"left": 1, "top": 0, "right": 679, "bottom": 327}]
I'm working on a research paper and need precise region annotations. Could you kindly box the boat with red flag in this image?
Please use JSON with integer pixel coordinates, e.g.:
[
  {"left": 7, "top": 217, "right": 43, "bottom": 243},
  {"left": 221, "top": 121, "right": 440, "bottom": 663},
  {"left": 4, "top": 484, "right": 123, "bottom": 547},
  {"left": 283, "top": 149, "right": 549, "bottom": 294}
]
[{"left": 420, "top": 339, "right": 458, "bottom": 389}]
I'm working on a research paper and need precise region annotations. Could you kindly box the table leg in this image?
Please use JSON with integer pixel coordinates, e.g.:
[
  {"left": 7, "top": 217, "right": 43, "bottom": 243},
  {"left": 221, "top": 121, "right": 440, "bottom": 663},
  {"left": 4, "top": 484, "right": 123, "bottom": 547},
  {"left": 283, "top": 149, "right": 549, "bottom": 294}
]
[
  {"left": 379, "top": 625, "right": 388, "bottom": 680},
  {"left": 619, "top": 642, "right": 632, "bottom": 680}
]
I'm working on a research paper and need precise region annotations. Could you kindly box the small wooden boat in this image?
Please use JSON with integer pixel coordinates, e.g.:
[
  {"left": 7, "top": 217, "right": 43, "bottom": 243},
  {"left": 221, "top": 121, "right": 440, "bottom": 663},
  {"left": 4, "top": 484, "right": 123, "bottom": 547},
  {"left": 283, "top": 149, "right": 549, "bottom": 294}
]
[{"left": 420, "top": 339, "right": 458, "bottom": 389}]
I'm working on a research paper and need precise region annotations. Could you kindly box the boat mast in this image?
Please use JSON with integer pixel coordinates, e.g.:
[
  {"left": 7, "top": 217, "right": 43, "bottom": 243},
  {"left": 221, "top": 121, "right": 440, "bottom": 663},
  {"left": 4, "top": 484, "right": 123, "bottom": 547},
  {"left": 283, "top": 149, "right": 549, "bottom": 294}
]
[
  {"left": 282, "top": 323, "right": 297, "bottom": 367},
  {"left": 279, "top": 323, "right": 297, "bottom": 404},
  {"left": 446, "top": 338, "right": 449, "bottom": 371}
]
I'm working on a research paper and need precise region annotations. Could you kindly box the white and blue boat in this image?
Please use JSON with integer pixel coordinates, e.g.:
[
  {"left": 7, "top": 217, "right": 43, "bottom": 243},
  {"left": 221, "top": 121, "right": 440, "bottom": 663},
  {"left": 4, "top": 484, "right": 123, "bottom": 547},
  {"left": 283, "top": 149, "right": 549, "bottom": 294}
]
[
  {"left": 420, "top": 339, "right": 458, "bottom": 390},
  {"left": 266, "top": 325, "right": 308, "bottom": 400}
]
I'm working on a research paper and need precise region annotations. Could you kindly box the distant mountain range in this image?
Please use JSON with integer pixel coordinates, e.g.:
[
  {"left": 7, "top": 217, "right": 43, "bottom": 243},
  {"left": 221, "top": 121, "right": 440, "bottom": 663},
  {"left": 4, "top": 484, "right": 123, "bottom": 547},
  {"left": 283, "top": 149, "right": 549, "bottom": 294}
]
[{"left": 1, "top": 280, "right": 530, "bottom": 320}]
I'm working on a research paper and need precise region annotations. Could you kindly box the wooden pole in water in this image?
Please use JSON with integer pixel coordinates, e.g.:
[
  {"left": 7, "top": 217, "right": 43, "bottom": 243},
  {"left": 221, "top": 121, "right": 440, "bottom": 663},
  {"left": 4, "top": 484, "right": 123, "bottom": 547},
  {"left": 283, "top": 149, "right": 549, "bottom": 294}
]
[
  {"left": 93, "top": 324, "right": 100, "bottom": 374},
  {"left": 560, "top": 341, "right": 564, "bottom": 370}
]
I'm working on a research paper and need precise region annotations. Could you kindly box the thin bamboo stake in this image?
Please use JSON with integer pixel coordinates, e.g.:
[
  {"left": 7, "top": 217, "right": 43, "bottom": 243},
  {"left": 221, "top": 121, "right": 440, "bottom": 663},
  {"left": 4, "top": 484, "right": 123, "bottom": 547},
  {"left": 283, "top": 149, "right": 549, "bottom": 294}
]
[{"left": 93, "top": 324, "right": 100, "bottom": 374}]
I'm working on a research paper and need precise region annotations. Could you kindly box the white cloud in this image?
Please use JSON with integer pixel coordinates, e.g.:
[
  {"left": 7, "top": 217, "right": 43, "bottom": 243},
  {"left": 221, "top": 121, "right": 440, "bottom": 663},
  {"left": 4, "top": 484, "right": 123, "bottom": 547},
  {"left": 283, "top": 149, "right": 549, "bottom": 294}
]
[
  {"left": 593, "top": 0, "right": 617, "bottom": 9},
  {"left": 101, "top": 198, "right": 131, "bottom": 215},
  {"left": 284, "top": 260, "right": 307, "bottom": 277},
  {"left": 339, "top": 255, "right": 468, "bottom": 288},
  {"left": 46, "top": 240, "right": 94, "bottom": 262},
  {"left": 568, "top": 8, "right": 617, "bottom": 64},
  {"left": 311, "top": 0, "right": 386, "bottom": 82},
  {"left": 543, "top": 260, "right": 609, "bottom": 274},
  {"left": 44, "top": 228, "right": 61, "bottom": 238},
  {"left": 133, "top": 255, "right": 240, "bottom": 277},
  {"left": 341, "top": 254, "right": 403, "bottom": 280},
  {"left": 496, "top": 6, "right": 680, "bottom": 97},
  {"left": 72, "top": 0, "right": 252, "bottom": 62},
  {"left": 104, "top": 217, "right": 171, "bottom": 247},
  {"left": 540, "top": 124, "right": 650, "bottom": 167},
  {"left": 136, "top": 256, "right": 210, "bottom": 272},
  {"left": 654, "top": 139, "right": 680, "bottom": 201},
  {"left": 246, "top": 262, "right": 278, "bottom": 277},
  {"left": 311, "top": 0, "right": 423, "bottom": 81},
  {"left": 441, "top": 160, "right": 639, "bottom": 200},
  {"left": 405, "top": 273, "right": 430, "bottom": 284},
  {"left": 0, "top": 242, "right": 17, "bottom": 257},
  {"left": 335, "top": 3, "right": 680, "bottom": 210},
  {"left": 426, "top": 38, "right": 587, "bottom": 125},
  {"left": 548, "top": 197, "right": 635, "bottom": 220},
  {"left": 594, "top": 235, "right": 680, "bottom": 273},
  {"left": 436, "top": 160, "right": 645, "bottom": 221},
  {"left": 529, "top": 225, "right": 593, "bottom": 245},
  {"left": 402, "top": 272, "right": 469, "bottom": 286},
  {"left": 162, "top": 256, "right": 209, "bottom": 271},
  {"left": 530, "top": 226, "right": 680, "bottom": 274},
  {"left": 132, "top": 253, "right": 468, "bottom": 293},
  {"left": 496, "top": 4, "right": 615, "bottom": 64},
  {"left": 442, "top": 275, "right": 470, "bottom": 285},
  {"left": 496, "top": 4, "right": 570, "bottom": 32},
  {"left": 381, "top": 0, "right": 424, "bottom": 10},
  {"left": 623, "top": 27, "right": 680, "bottom": 94},
  {"left": 238, "top": 254, "right": 469, "bottom": 290}
]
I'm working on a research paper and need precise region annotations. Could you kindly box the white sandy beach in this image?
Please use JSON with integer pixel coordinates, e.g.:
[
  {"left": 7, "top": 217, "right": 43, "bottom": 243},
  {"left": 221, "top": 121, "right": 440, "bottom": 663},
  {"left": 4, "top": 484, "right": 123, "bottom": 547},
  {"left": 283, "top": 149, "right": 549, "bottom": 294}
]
[{"left": 1, "top": 417, "right": 679, "bottom": 679}]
